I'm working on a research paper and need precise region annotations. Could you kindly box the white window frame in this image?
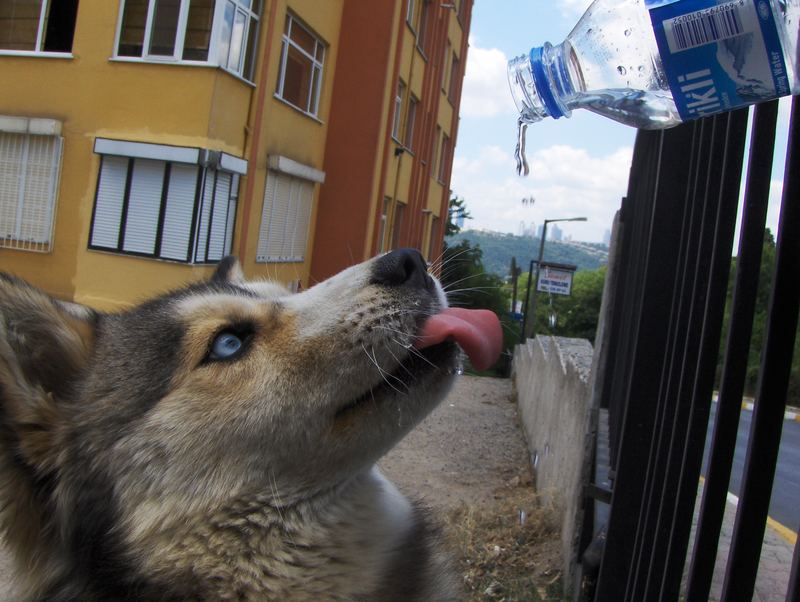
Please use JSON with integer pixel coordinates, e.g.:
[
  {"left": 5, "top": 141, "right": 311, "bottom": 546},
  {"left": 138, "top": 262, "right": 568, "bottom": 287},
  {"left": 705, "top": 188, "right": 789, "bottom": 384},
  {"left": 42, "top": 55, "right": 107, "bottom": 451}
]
[
  {"left": 406, "top": 0, "right": 416, "bottom": 29},
  {"left": 0, "top": 0, "right": 76, "bottom": 57},
  {"left": 404, "top": 95, "right": 418, "bottom": 150},
  {"left": 113, "top": 0, "right": 260, "bottom": 81},
  {"left": 0, "top": 132, "right": 63, "bottom": 252},
  {"left": 392, "top": 80, "right": 405, "bottom": 141},
  {"left": 214, "top": 0, "right": 261, "bottom": 78},
  {"left": 275, "top": 13, "right": 326, "bottom": 118}
]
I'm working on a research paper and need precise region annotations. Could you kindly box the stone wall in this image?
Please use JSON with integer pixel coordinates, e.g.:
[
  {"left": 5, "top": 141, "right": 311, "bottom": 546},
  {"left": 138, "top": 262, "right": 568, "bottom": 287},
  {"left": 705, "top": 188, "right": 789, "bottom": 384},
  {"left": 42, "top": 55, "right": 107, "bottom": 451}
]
[{"left": 513, "top": 335, "right": 593, "bottom": 598}]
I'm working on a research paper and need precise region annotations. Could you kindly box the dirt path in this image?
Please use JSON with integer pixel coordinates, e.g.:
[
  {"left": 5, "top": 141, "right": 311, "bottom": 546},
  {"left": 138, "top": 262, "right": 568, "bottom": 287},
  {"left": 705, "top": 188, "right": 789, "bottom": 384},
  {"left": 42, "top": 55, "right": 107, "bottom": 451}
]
[
  {"left": 381, "top": 375, "right": 562, "bottom": 601},
  {"left": 379, "top": 375, "right": 530, "bottom": 508}
]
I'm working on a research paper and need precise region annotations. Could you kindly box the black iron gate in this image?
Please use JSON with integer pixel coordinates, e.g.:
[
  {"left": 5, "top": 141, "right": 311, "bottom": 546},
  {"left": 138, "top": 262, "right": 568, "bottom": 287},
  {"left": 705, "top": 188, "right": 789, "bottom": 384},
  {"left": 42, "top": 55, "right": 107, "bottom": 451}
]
[{"left": 588, "top": 98, "right": 800, "bottom": 601}]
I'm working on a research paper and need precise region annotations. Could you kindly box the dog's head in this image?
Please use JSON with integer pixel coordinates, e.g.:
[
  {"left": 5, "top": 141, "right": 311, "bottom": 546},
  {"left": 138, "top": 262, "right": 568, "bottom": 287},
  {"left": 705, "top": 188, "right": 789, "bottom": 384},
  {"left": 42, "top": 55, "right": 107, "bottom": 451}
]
[{"left": 0, "top": 250, "right": 500, "bottom": 586}]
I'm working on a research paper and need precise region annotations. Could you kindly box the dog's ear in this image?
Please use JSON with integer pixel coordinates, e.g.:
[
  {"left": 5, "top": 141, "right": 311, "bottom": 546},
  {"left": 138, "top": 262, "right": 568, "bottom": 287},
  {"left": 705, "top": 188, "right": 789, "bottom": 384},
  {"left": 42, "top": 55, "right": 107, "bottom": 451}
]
[
  {"left": 211, "top": 255, "right": 245, "bottom": 284},
  {"left": 0, "top": 273, "right": 98, "bottom": 471},
  {"left": 0, "top": 274, "right": 99, "bottom": 573}
]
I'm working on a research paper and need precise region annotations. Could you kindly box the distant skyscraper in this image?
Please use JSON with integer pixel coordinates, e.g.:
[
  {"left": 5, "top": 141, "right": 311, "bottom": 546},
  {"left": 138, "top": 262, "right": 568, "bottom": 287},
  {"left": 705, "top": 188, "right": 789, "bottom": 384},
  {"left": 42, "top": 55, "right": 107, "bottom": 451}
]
[{"left": 603, "top": 229, "right": 612, "bottom": 245}]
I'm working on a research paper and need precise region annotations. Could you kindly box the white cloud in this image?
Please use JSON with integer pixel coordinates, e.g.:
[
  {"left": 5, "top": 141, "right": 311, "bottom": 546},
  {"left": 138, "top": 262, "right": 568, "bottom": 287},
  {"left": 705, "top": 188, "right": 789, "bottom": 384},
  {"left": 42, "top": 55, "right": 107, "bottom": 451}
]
[
  {"left": 451, "top": 143, "right": 633, "bottom": 242},
  {"left": 558, "top": 0, "right": 593, "bottom": 17},
  {"left": 460, "top": 42, "right": 516, "bottom": 118}
]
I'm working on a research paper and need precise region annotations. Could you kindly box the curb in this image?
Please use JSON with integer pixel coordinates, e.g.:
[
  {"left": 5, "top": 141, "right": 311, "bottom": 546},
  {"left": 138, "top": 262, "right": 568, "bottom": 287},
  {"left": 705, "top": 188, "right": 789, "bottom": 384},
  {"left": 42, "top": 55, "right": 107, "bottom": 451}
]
[
  {"left": 724, "top": 484, "right": 798, "bottom": 547},
  {"left": 740, "top": 402, "right": 800, "bottom": 422},
  {"left": 711, "top": 397, "right": 800, "bottom": 422}
]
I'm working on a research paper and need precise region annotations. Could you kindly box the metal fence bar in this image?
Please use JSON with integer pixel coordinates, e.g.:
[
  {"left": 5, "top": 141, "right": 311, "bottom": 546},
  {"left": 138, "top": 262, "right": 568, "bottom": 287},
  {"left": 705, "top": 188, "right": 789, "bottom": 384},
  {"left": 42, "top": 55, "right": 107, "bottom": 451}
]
[
  {"left": 658, "top": 108, "right": 749, "bottom": 602},
  {"left": 721, "top": 95, "right": 800, "bottom": 600},
  {"left": 685, "top": 101, "right": 778, "bottom": 602},
  {"left": 605, "top": 131, "right": 667, "bottom": 472},
  {"left": 595, "top": 124, "right": 697, "bottom": 600},
  {"left": 636, "top": 115, "right": 722, "bottom": 600},
  {"left": 627, "top": 117, "right": 706, "bottom": 601}
]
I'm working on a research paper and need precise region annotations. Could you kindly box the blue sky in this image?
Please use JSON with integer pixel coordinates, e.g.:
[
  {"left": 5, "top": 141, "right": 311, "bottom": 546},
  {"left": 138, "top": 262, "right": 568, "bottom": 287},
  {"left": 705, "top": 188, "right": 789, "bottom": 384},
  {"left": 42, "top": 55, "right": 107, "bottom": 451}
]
[{"left": 452, "top": 0, "right": 789, "bottom": 244}]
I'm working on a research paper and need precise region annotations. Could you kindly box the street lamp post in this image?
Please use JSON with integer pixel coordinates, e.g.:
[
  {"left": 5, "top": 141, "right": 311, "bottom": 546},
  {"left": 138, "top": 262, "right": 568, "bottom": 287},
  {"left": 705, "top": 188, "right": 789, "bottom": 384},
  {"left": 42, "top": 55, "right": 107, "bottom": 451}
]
[{"left": 521, "top": 216, "right": 587, "bottom": 341}]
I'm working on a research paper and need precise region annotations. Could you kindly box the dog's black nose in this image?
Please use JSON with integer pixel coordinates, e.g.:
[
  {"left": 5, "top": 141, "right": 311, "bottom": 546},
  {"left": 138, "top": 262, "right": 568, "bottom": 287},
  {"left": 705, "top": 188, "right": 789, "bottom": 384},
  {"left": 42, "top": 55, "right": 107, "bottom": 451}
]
[{"left": 371, "top": 248, "right": 431, "bottom": 289}]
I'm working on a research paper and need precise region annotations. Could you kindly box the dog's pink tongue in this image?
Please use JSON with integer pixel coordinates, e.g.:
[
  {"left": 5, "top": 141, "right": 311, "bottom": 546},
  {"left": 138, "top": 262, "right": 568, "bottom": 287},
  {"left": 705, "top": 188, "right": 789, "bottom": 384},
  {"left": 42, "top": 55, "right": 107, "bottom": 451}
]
[{"left": 415, "top": 308, "right": 502, "bottom": 371}]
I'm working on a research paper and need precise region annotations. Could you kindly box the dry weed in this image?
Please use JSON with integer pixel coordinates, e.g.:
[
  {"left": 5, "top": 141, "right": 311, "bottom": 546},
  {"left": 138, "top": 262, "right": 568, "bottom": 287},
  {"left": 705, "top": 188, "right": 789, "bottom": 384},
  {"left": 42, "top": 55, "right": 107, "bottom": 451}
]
[{"left": 442, "top": 479, "right": 564, "bottom": 601}]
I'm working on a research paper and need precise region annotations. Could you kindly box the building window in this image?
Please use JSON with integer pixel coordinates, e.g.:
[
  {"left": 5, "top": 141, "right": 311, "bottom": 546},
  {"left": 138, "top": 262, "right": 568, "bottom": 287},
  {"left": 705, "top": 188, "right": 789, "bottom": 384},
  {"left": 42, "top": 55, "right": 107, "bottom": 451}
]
[
  {"left": 441, "top": 40, "right": 451, "bottom": 92},
  {"left": 275, "top": 13, "right": 326, "bottom": 117},
  {"left": 457, "top": 0, "right": 467, "bottom": 25},
  {"left": 390, "top": 202, "right": 405, "bottom": 250},
  {"left": 89, "top": 152, "right": 240, "bottom": 263},
  {"left": 0, "top": 132, "right": 62, "bottom": 252},
  {"left": 256, "top": 170, "right": 315, "bottom": 263},
  {"left": 417, "top": 0, "right": 430, "bottom": 55},
  {"left": 438, "top": 134, "right": 451, "bottom": 183},
  {"left": 428, "top": 215, "right": 440, "bottom": 260},
  {"left": 392, "top": 80, "right": 405, "bottom": 141},
  {"left": 0, "top": 0, "right": 79, "bottom": 54},
  {"left": 116, "top": 0, "right": 260, "bottom": 81},
  {"left": 404, "top": 96, "right": 418, "bottom": 150},
  {"left": 431, "top": 125, "right": 441, "bottom": 178},
  {"left": 406, "top": 0, "right": 415, "bottom": 29},
  {"left": 448, "top": 53, "right": 460, "bottom": 103},
  {"left": 377, "top": 196, "right": 390, "bottom": 254}
]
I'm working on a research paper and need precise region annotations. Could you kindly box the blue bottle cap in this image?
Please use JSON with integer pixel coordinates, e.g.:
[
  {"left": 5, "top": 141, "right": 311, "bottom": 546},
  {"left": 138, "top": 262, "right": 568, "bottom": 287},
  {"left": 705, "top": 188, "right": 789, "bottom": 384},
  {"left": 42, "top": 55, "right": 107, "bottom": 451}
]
[{"left": 529, "top": 45, "right": 565, "bottom": 120}]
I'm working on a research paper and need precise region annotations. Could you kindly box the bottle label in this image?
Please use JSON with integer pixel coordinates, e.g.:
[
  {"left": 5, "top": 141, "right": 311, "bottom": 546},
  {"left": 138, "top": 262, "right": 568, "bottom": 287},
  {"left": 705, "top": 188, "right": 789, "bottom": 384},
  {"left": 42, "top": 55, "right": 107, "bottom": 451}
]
[{"left": 646, "top": 0, "right": 789, "bottom": 120}]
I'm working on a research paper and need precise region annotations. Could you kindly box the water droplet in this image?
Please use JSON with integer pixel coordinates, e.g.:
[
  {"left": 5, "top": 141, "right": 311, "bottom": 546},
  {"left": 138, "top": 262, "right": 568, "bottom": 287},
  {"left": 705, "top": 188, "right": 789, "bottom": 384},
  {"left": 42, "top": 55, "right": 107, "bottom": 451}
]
[
  {"left": 587, "top": 28, "right": 593, "bottom": 35},
  {"left": 624, "top": 28, "right": 632, "bottom": 36},
  {"left": 638, "top": 65, "right": 645, "bottom": 73},
  {"left": 617, "top": 66, "right": 627, "bottom": 75}
]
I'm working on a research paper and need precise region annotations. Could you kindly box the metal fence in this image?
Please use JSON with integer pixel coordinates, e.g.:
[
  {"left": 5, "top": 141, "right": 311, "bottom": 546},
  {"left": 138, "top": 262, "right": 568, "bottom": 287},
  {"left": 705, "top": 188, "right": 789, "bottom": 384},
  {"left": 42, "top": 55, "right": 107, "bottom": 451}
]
[{"left": 586, "top": 98, "right": 799, "bottom": 601}]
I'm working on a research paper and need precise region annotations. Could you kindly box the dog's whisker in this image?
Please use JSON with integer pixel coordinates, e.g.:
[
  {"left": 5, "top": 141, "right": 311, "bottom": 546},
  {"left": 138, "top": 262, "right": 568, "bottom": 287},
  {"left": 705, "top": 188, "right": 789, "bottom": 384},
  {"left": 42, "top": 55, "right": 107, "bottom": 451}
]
[{"left": 361, "top": 344, "right": 406, "bottom": 395}]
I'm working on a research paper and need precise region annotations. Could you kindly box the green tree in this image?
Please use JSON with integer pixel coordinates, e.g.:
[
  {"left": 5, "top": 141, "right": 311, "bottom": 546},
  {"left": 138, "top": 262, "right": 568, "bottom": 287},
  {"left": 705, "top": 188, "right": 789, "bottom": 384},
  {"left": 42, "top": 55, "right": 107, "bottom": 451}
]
[
  {"left": 439, "top": 238, "right": 518, "bottom": 375},
  {"left": 715, "top": 229, "right": 800, "bottom": 406},
  {"left": 518, "top": 267, "right": 607, "bottom": 342},
  {"left": 446, "top": 195, "right": 472, "bottom": 236}
]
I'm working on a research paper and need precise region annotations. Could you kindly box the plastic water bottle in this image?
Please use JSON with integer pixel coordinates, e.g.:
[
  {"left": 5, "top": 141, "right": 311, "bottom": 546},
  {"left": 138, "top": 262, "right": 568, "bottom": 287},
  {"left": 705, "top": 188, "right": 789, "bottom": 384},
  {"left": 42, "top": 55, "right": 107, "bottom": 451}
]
[{"left": 508, "top": 0, "right": 800, "bottom": 135}]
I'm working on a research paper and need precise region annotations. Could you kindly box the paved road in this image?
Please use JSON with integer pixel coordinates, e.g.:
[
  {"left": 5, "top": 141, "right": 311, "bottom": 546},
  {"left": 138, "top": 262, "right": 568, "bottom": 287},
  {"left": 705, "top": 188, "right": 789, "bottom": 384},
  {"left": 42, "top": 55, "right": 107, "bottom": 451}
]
[{"left": 703, "top": 404, "right": 800, "bottom": 534}]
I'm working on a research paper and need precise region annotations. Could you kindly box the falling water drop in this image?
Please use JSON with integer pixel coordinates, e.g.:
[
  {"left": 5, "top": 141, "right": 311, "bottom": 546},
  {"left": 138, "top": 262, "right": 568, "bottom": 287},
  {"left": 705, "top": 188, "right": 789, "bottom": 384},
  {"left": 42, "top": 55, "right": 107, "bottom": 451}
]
[
  {"left": 624, "top": 28, "right": 632, "bottom": 36},
  {"left": 515, "top": 118, "right": 530, "bottom": 176},
  {"left": 617, "top": 65, "right": 627, "bottom": 75}
]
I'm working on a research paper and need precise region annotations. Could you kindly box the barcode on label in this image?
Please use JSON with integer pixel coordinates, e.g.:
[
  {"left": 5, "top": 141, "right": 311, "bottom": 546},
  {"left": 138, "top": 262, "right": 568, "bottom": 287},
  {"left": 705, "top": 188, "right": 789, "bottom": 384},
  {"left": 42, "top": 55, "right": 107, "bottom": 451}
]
[{"left": 664, "top": 2, "right": 747, "bottom": 53}]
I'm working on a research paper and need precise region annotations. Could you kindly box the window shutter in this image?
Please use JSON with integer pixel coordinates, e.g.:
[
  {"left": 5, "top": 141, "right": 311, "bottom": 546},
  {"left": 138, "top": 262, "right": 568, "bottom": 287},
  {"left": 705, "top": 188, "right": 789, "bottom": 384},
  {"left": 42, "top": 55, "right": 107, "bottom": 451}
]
[
  {"left": 0, "top": 133, "right": 61, "bottom": 248},
  {"left": 224, "top": 175, "right": 239, "bottom": 256},
  {"left": 291, "top": 179, "right": 313, "bottom": 259},
  {"left": 122, "top": 159, "right": 164, "bottom": 255},
  {"left": 206, "top": 171, "right": 231, "bottom": 262},
  {"left": 0, "top": 133, "right": 24, "bottom": 239},
  {"left": 256, "top": 172, "right": 277, "bottom": 262},
  {"left": 194, "top": 169, "right": 215, "bottom": 262},
  {"left": 91, "top": 156, "right": 129, "bottom": 249},
  {"left": 20, "top": 135, "right": 61, "bottom": 243},
  {"left": 159, "top": 163, "right": 198, "bottom": 261},
  {"left": 256, "top": 170, "right": 314, "bottom": 263}
]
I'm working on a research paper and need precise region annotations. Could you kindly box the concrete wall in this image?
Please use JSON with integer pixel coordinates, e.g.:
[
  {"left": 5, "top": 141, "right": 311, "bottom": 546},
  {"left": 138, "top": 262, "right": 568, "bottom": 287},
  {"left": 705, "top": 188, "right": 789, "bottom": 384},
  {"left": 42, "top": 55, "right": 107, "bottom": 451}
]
[{"left": 513, "top": 335, "right": 593, "bottom": 598}]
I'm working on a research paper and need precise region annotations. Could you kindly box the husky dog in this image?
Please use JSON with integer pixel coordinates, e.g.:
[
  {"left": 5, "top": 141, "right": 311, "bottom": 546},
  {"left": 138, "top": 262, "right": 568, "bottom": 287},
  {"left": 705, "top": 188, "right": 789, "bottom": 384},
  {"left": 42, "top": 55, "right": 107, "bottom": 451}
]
[{"left": 0, "top": 249, "right": 500, "bottom": 601}]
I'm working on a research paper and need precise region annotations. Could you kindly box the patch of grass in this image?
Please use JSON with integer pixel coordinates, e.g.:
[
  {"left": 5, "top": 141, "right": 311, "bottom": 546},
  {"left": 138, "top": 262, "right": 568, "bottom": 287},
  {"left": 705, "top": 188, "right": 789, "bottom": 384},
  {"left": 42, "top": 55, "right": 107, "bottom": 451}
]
[{"left": 442, "top": 482, "right": 564, "bottom": 601}]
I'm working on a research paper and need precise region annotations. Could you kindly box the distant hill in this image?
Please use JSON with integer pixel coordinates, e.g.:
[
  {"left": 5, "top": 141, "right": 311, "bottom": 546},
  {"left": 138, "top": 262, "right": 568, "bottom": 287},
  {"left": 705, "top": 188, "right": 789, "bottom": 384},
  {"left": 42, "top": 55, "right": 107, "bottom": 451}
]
[{"left": 445, "top": 229, "right": 609, "bottom": 278}]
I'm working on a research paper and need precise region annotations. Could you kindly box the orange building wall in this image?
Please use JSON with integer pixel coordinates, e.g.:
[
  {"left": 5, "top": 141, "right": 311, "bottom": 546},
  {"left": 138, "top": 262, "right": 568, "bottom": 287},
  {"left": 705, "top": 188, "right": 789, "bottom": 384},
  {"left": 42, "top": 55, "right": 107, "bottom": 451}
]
[{"left": 308, "top": 0, "right": 399, "bottom": 284}]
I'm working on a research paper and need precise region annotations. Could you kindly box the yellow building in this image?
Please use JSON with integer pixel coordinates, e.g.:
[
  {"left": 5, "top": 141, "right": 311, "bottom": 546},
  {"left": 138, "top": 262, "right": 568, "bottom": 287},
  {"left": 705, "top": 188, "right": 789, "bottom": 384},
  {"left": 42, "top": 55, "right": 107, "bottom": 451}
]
[{"left": 0, "top": 0, "right": 471, "bottom": 309}]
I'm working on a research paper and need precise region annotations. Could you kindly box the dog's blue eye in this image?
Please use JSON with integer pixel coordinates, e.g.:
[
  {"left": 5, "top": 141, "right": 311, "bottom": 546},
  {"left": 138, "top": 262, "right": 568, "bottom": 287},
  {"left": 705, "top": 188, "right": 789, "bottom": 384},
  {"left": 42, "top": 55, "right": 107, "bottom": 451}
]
[{"left": 209, "top": 332, "right": 243, "bottom": 360}]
